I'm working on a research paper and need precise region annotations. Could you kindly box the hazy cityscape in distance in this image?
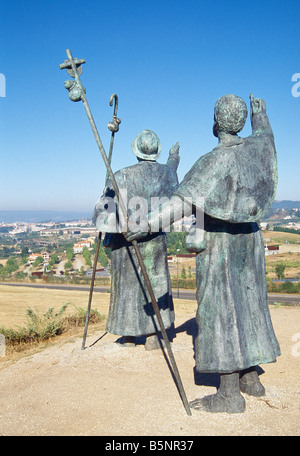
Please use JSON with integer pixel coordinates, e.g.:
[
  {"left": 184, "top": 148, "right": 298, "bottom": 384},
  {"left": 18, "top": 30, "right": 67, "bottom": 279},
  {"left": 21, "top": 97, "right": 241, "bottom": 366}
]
[{"left": 1, "top": 200, "right": 300, "bottom": 224}]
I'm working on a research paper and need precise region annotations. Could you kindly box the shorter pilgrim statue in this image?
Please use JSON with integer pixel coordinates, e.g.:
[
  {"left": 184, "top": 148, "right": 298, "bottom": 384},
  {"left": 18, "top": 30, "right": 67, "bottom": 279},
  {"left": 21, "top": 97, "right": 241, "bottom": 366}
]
[{"left": 93, "top": 130, "right": 180, "bottom": 350}]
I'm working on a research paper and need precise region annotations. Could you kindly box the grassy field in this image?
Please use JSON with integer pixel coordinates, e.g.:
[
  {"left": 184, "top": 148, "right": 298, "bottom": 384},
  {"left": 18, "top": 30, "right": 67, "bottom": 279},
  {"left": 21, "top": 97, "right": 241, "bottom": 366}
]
[
  {"left": 168, "top": 231, "right": 300, "bottom": 282},
  {"left": 1, "top": 229, "right": 299, "bottom": 332},
  {"left": 0, "top": 285, "right": 108, "bottom": 360},
  {"left": 169, "top": 231, "right": 300, "bottom": 281},
  {"left": 0, "top": 285, "right": 111, "bottom": 329},
  {"left": 262, "top": 231, "right": 300, "bottom": 280},
  {"left": 0, "top": 284, "right": 196, "bottom": 329},
  {"left": 0, "top": 284, "right": 196, "bottom": 361},
  {"left": 262, "top": 230, "right": 300, "bottom": 245}
]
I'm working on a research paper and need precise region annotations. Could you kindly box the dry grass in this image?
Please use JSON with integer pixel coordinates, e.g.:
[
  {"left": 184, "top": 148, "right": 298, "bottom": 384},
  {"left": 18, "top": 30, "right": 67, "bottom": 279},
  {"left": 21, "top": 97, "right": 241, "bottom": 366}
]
[
  {"left": 262, "top": 230, "right": 300, "bottom": 245},
  {"left": 0, "top": 284, "right": 197, "bottom": 364},
  {"left": 167, "top": 231, "right": 300, "bottom": 281},
  {"left": 0, "top": 284, "right": 197, "bottom": 329},
  {"left": 265, "top": 251, "right": 300, "bottom": 280},
  {"left": 0, "top": 285, "right": 109, "bottom": 362},
  {"left": 168, "top": 257, "right": 196, "bottom": 279},
  {"left": 0, "top": 285, "right": 110, "bottom": 329}
]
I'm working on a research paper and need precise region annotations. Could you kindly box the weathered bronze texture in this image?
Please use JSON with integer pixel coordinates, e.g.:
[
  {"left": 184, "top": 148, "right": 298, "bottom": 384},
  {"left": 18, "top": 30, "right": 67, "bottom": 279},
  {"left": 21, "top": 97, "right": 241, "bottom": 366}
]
[
  {"left": 94, "top": 131, "right": 179, "bottom": 339},
  {"left": 126, "top": 93, "right": 280, "bottom": 413}
]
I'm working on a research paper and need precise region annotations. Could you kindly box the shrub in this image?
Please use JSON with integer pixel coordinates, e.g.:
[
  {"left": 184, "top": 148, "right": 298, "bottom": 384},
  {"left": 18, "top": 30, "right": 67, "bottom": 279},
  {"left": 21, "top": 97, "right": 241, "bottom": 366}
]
[
  {"left": 64, "top": 306, "right": 104, "bottom": 327},
  {"left": 0, "top": 305, "right": 68, "bottom": 346},
  {"left": 170, "top": 278, "right": 196, "bottom": 289},
  {"left": 275, "top": 262, "right": 286, "bottom": 280},
  {"left": 267, "top": 280, "right": 300, "bottom": 294},
  {"left": 0, "top": 305, "right": 105, "bottom": 349}
]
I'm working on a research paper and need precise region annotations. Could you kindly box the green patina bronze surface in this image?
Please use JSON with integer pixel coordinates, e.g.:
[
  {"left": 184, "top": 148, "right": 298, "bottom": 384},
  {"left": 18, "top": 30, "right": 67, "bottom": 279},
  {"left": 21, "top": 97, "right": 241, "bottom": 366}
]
[
  {"left": 93, "top": 130, "right": 180, "bottom": 337},
  {"left": 175, "top": 94, "right": 280, "bottom": 373}
]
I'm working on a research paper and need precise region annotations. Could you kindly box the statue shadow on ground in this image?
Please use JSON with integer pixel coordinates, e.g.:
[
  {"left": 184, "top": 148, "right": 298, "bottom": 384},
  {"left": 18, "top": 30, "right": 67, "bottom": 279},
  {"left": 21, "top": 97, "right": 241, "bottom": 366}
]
[
  {"left": 93, "top": 316, "right": 264, "bottom": 391},
  {"left": 113, "top": 318, "right": 220, "bottom": 389},
  {"left": 173, "top": 318, "right": 265, "bottom": 388},
  {"left": 175, "top": 317, "right": 220, "bottom": 388}
]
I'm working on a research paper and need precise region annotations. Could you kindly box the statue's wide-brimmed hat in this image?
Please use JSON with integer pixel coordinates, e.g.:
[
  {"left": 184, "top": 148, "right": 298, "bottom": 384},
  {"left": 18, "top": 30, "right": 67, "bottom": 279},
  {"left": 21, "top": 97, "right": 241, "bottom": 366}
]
[{"left": 132, "top": 129, "right": 161, "bottom": 161}]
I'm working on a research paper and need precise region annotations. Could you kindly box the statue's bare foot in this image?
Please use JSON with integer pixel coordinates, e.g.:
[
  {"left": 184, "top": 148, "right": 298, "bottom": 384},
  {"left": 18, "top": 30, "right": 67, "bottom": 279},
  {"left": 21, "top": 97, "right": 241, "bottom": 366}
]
[
  {"left": 190, "top": 392, "right": 246, "bottom": 414},
  {"left": 239, "top": 368, "right": 265, "bottom": 397}
]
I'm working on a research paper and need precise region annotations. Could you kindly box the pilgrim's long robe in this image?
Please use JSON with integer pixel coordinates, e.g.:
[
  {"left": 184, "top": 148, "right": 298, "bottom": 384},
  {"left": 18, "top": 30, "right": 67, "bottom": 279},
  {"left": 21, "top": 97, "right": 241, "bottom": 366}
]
[
  {"left": 175, "top": 110, "right": 281, "bottom": 373},
  {"left": 93, "top": 158, "right": 179, "bottom": 336}
]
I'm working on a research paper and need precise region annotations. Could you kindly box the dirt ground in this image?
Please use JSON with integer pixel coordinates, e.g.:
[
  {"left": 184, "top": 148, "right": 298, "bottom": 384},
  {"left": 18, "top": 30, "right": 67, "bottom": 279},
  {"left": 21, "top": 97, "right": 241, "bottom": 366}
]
[{"left": 0, "top": 299, "right": 299, "bottom": 436}]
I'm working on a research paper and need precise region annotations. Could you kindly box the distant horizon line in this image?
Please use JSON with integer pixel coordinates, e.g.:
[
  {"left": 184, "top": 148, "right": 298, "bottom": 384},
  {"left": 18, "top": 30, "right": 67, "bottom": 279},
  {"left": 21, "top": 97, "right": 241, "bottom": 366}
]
[
  {"left": 0, "top": 209, "right": 93, "bottom": 224},
  {"left": 1, "top": 199, "right": 300, "bottom": 213},
  {"left": 0, "top": 210, "right": 92, "bottom": 213}
]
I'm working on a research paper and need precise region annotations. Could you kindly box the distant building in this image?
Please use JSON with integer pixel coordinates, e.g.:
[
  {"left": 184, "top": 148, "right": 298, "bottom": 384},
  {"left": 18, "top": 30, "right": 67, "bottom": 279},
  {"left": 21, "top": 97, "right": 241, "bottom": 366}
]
[
  {"left": 40, "top": 228, "right": 61, "bottom": 236},
  {"left": 28, "top": 251, "right": 50, "bottom": 263},
  {"left": 287, "top": 222, "right": 300, "bottom": 230},
  {"left": 41, "top": 251, "right": 50, "bottom": 262},
  {"left": 31, "top": 271, "right": 44, "bottom": 278},
  {"left": 40, "top": 226, "right": 97, "bottom": 238},
  {"left": 167, "top": 253, "right": 196, "bottom": 262},
  {"left": 28, "top": 253, "right": 41, "bottom": 263},
  {"left": 265, "top": 245, "right": 279, "bottom": 256},
  {"left": 73, "top": 241, "right": 91, "bottom": 253}
]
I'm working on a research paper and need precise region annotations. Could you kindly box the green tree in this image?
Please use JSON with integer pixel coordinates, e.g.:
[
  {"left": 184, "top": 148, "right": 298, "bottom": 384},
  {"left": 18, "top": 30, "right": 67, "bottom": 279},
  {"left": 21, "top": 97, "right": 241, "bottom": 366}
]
[
  {"left": 33, "top": 256, "right": 44, "bottom": 268},
  {"left": 52, "top": 252, "right": 59, "bottom": 262},
  {"left": 20, "top": 256, "right": 28, "bottom": 265},
  {"left": 64, "top": 260, "right": 73, "bottom": 271},
  {"left": 0, "top": 263, "right": 8, "bottom": 278},
  {"left": 98, "top": 248, "right": 108, "bottom": 268},
  {"left": 181, "top": 266, "right": 187, "bottom": 279},
  {"left": 6, "top": 257, "right": 19, "bottom": 274},
  {"left": 21, "top": 247, "right": 29, "bottom": 257},
  {"left": 82, "top": 246, "right": 92, "bottom": 266},
  {"left": 275, "top": 262, "right": 286, "bottom": 280},
  {"left": 166, "top": 232, "right": 187, "bottom": 254},
  {"left": 48, "top": 252, "right": 59, "bottom": 270},
  {"left": 0, "top": 257, "right": 19, "bottom": 278},
  {"left": 66, "top": 247, "right": 74, "bottom": 261},
  {"left": 1, "top": 246, "right": 12, "bottom": 258}
]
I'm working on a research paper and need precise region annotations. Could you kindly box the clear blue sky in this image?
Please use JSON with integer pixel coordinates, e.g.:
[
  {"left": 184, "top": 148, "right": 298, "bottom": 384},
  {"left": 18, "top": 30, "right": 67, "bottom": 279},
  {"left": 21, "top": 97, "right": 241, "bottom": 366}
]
[{"left": 0, "top": 0, "right": 299, "bottom": 213}]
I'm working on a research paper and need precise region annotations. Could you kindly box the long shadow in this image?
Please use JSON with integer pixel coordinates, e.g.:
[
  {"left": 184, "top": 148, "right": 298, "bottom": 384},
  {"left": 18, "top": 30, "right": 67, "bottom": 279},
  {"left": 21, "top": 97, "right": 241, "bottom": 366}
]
[
  {"left": 175, "top": 317, "right": 265, "bottom": 388},
  {"left": 87, "top": 331, "right": 108, "bottom": 348},
  {"left": 175, "top": 317, "right": 220, "bottom": 389},
  {"left": 134, "top": 317, "right": 220, "bottom": 390}
]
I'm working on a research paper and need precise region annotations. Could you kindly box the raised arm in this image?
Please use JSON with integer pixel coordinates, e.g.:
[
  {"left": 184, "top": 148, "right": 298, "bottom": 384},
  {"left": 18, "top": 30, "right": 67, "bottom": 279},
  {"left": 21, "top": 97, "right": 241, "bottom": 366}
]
[
  {"left": 250, "top": 93, "right": 274, "bottom": 140},
  {"left": 166, "top": 141, "right": 180, "bottom": 173}
]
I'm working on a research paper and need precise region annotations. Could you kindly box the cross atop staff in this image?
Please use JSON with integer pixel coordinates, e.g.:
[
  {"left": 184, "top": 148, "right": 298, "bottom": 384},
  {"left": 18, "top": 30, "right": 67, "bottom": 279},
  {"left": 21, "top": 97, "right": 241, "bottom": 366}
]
[{"left": 59, "top": 57, "right": 86, "bottom": 77}]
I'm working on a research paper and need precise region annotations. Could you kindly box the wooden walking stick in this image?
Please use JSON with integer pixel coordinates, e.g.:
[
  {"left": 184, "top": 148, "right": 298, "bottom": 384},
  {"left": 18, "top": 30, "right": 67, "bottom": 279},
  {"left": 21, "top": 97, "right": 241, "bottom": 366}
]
[{"left": 59, "top": 49, "right": 191, "bottom": 416}]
